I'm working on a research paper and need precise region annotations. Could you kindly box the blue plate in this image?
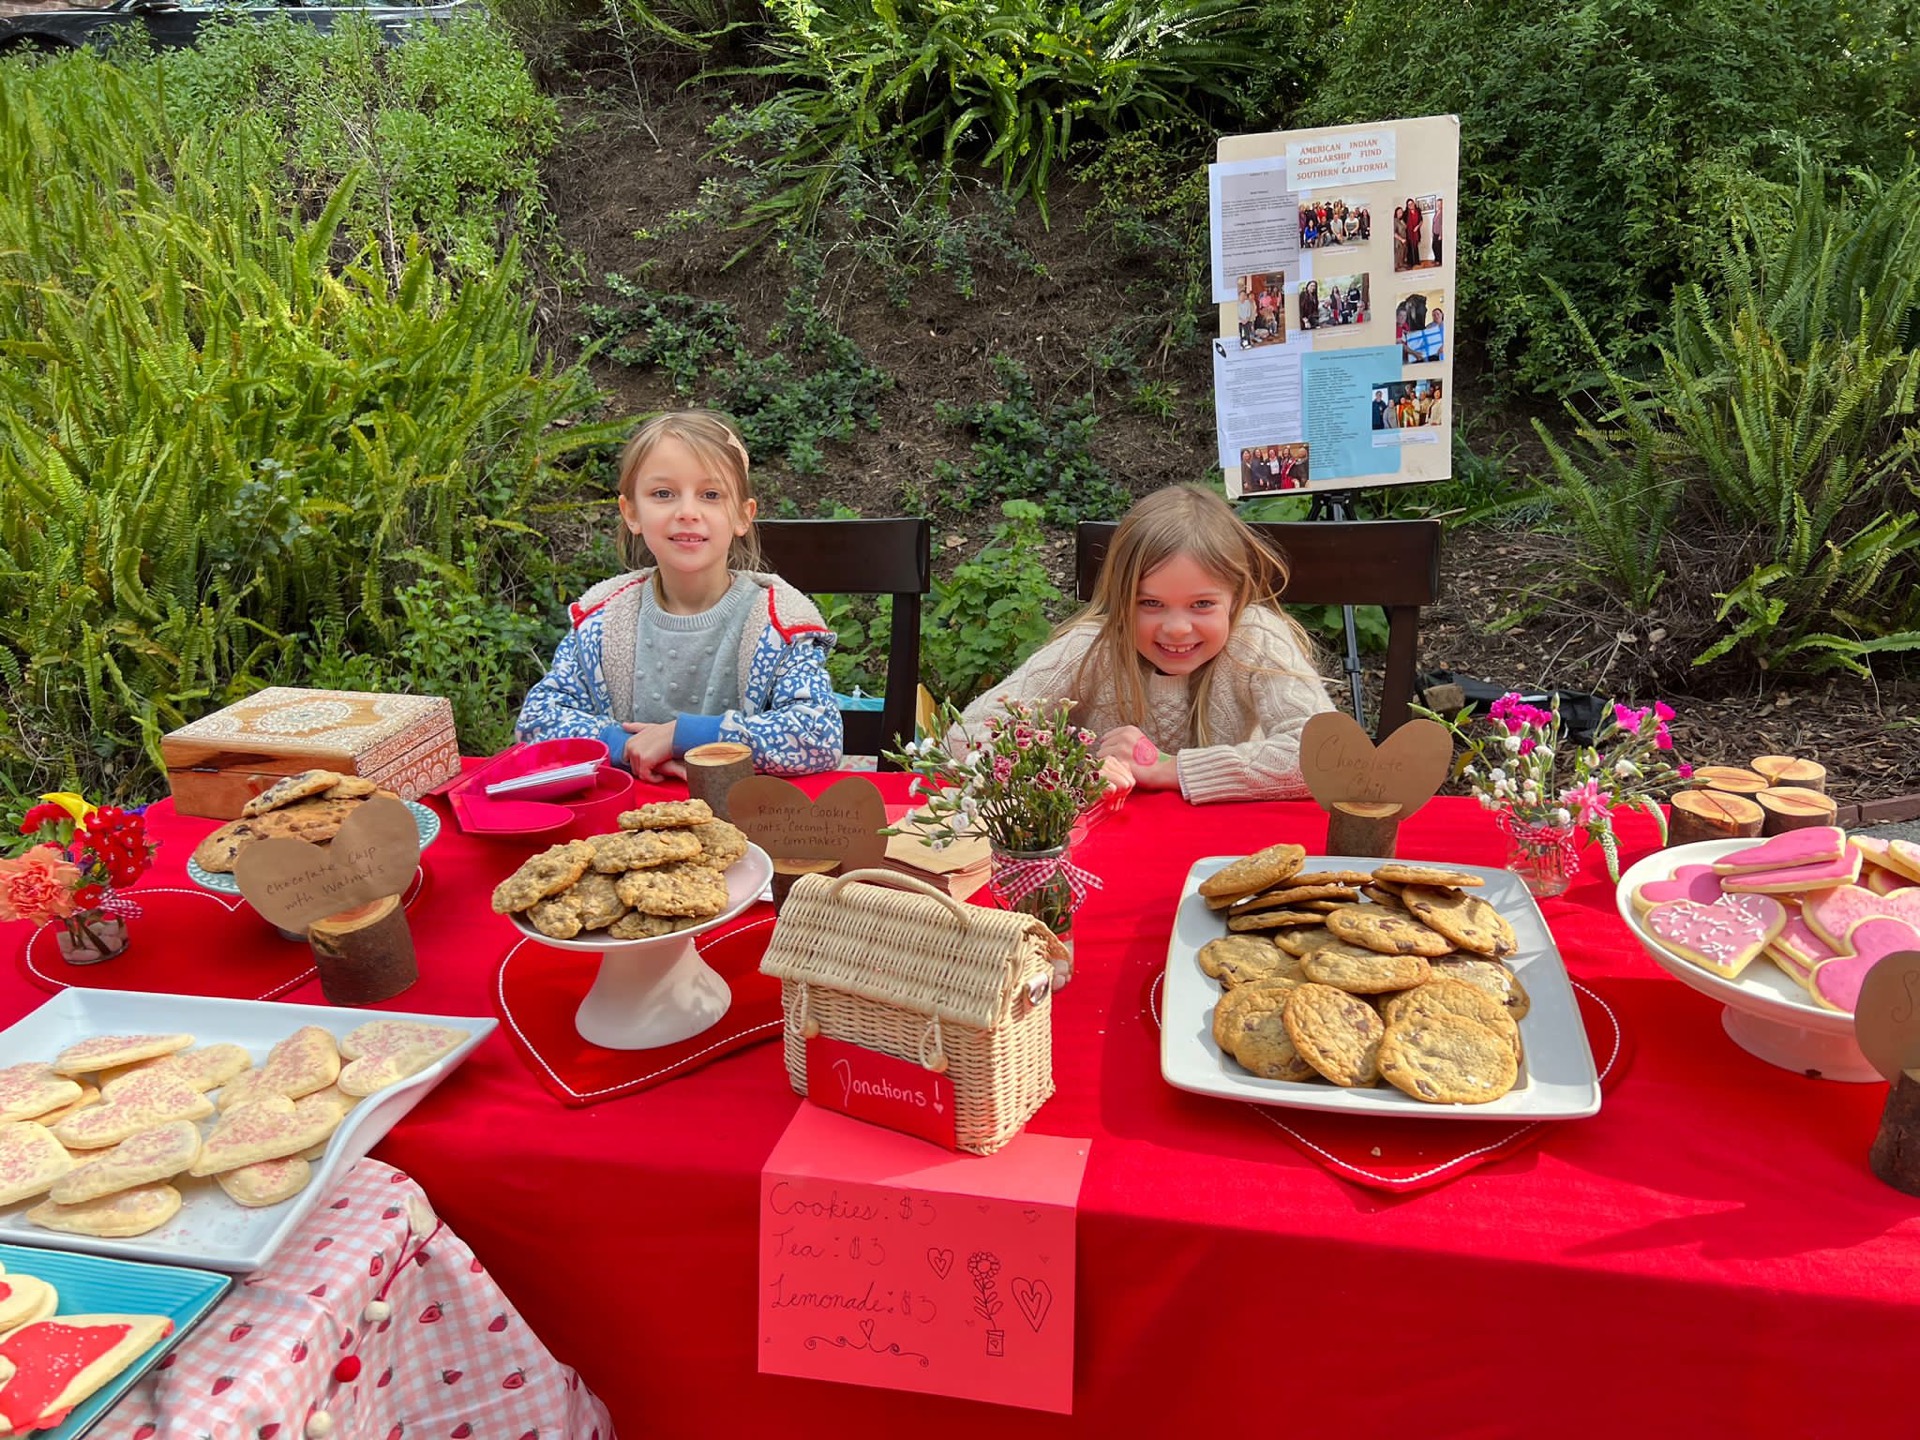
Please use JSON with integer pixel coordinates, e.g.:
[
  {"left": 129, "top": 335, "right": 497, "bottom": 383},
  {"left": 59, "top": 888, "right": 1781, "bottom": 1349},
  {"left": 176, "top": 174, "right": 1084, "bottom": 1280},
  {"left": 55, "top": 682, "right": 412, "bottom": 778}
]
[
  {"left": 186, "top": 798, "right": 441, "bottom": 896},
  {"left": 0, "top": 1242, "right": 229, "bottom": 1438}
]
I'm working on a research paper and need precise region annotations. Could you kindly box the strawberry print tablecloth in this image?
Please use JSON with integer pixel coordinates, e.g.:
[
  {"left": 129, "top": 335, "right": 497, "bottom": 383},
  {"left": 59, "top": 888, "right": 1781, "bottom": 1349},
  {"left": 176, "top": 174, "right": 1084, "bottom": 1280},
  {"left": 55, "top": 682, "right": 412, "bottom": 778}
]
[{"left": 93, "top": 1160, "right": 611, "bottom": 1440}]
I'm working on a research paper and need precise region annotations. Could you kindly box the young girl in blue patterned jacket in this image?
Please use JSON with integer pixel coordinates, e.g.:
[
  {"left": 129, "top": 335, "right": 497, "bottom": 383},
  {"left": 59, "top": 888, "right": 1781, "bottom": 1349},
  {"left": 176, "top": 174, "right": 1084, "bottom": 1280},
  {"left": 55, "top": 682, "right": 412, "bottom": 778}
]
[{"left": 515, "top": 410, "right": 842, "bottom": 781}]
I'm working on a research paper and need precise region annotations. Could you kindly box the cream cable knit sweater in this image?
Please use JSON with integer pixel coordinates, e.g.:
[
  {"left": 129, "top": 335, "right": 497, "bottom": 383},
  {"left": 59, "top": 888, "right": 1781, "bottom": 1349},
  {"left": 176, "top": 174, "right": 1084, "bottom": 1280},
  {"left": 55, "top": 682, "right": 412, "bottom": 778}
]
[{"left": 956, "top": 607, "right": 1335, "bottom": 803}]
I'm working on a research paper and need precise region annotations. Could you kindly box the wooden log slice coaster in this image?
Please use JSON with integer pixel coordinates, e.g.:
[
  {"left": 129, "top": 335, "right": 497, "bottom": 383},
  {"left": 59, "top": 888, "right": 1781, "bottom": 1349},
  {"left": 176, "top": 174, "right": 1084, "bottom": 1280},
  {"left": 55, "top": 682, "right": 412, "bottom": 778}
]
[
  {"left": 1668, "top": 788, "right": 1765, "bottom": 848},
  {"left": 1755, "top": 786, "right": 1839, "bottom": 836},
  {"left": 1751, "top": 754, "right": 1828, "bottom": 794},
  {"left": 1689, "top": 765, "right": 1770, "bottom": 796}
]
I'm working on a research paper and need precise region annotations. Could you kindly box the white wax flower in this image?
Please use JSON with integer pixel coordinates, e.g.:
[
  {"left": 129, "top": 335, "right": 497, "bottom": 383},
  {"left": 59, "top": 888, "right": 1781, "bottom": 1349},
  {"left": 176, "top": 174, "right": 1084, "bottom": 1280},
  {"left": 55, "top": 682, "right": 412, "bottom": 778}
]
[{"left": 1555, "top": 807, "right": 1571, "bottom": 825}]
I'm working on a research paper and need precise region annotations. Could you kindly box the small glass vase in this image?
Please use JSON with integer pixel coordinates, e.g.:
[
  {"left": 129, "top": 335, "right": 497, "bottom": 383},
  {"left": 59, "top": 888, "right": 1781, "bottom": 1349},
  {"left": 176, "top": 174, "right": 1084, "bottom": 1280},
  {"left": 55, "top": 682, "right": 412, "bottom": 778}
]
[
  {"left": 988, "top": 842, "right": 1079, "bottom": 991},
  {"left": 1500, "top": 814, "right": 1581, "bottom": 899},
  {"left": 55, "top": 910, "right": 130, "bottom": 966}
]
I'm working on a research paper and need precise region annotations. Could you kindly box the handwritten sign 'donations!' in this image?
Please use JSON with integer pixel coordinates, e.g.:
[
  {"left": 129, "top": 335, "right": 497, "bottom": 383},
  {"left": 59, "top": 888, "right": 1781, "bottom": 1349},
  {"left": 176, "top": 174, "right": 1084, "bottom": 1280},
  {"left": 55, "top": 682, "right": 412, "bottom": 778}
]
[
  {"left": 759, "top": 1104, "right": 1088, "bottom": 1414},
  {"left": 232, "top": 796, "right": 421, "bottom": 932},
  {"left": 1299, "top": 711, "right": 1452, "bottom": 816},
  {"left": 1854, "top": 946, "right": 1920, "bottom": 1083},
  {"left": 728, "top": 775, "right": 888, "bottom": 872}
]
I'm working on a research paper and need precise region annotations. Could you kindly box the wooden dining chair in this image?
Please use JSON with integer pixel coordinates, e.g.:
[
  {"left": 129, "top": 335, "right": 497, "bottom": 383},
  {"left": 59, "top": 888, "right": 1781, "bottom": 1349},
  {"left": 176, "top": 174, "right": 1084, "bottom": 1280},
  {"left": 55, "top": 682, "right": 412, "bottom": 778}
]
[
  {"left": 756, "top": 517, "right": 931, "bottom": 769},
  {"left": 1074, "top": 518, "right": 1443, "bottom": 739}
]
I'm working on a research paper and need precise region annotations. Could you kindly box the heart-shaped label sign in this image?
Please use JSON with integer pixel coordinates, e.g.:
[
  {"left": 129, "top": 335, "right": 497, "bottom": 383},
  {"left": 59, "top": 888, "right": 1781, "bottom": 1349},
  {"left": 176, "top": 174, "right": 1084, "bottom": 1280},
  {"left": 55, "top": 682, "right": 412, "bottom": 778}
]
[
  {"left": 1299, "top": 711, "right": 1452, "bottom": 816},
  {"left": 1854, "top": 946, "right": 1920, "bottom": 1082},
  {"left": 727, "top": 776, "right": 888, "bottom": 872},
  {"left": 232, "top": 796, "right": 422, "bottom": 932}
]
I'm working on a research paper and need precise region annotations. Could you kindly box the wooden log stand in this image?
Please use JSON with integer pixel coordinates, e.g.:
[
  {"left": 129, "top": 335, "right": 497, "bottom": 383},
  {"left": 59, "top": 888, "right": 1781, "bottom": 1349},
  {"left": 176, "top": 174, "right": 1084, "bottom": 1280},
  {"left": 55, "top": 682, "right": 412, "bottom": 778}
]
[
  {"left": 309, "top": 893, "right": 417, "bottom": 1005},
  {"left": 771, "top": 859, "right": 839, "bottom": 913},
  {"left": 1669, "top": 789, "right": 1765, "bottom": 848},
  {"left": 1689, "top": 765, "right": 1771, "bottom": 797},
  {"left": 1870, "top": 1071, "right": 1920, "bottom": 1196},
  {"left": 1326, "top": 801, "right": 1404, "bottom": 859},
  {"left": 1751, "top": 754, "right": 1828, "bottom": 794},
  {"left": 684, "top": 741, "right": 756, "bottom": 822},
  {"left": 1756, "top": 786, "right": 1839, "bottom": 836}
]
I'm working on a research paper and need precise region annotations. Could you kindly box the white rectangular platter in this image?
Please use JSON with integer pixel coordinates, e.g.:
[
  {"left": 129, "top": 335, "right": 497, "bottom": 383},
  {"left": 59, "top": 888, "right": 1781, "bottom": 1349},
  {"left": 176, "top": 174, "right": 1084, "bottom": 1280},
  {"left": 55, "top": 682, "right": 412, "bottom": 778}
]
[
  {"left": 1162, "top": 855, "right": 1601, "bottom": 1119},
  {"left": 0, "top": 988, "right": 495, "bottom": 1273}
]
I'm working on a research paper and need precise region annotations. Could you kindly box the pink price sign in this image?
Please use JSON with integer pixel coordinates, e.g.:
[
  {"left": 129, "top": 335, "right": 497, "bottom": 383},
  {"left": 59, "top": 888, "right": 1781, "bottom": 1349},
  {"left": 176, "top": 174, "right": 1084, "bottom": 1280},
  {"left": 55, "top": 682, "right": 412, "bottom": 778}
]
[{"left": 758, "top": 1106, "right": 1088, "bottom": 1413}]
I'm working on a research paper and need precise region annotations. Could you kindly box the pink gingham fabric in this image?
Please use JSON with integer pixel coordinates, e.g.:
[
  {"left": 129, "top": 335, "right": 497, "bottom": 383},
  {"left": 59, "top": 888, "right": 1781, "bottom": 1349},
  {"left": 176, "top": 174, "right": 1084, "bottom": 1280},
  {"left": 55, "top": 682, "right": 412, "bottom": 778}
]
[{"left": 93, "top": 1160, "right": 612, "bottom": 1440}]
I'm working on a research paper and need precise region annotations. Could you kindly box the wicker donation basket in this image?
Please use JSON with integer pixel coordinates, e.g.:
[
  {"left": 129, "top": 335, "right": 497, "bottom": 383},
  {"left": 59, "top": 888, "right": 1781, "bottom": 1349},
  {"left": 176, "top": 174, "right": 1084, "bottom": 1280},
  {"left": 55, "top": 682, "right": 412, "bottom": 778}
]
[{"left": 760, "top": 868, "right": 1064, "bottom": 1155}]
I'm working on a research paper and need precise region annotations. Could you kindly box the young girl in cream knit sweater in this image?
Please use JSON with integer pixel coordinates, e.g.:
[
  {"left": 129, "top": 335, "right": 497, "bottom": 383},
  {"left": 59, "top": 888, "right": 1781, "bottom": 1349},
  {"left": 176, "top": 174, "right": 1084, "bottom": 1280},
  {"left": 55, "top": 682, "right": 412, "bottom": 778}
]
[{"left": 957, "top": 485, "right": 1334, "bottom": 802}]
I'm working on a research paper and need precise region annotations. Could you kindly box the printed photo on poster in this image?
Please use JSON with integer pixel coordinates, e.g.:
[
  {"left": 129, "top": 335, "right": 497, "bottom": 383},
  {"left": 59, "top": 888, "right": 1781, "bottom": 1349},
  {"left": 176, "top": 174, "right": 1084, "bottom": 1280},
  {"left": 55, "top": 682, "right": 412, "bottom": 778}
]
[
  {"left": 1236, "top": 273, "right": 1287, "bottom": 349},
  {"left": 1239, "top": 442, "right": 1310, "bottom": 494},
  {"left": 1299, "top": 274, "right": 1370, "bottom": 330},
  {"left": 1371, "top": 379, "right": 1444, "bottom": 432},
  {"left": 1396, "top": 289, "right": 1445, "bottom": 363},
  {"left": 1298, "top": 197, "right": 1370, "bottom": 249},
  {"left": 1392, "top": 195, "right": 1444, "bottom": 272}
]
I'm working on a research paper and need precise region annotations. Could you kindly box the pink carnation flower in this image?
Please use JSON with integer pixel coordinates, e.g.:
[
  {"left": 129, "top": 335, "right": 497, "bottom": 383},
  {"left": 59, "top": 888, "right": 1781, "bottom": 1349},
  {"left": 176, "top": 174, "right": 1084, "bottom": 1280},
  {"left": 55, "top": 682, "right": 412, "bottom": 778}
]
[{"left": 0, "top": 846, "right": 81, "bottom": 926}]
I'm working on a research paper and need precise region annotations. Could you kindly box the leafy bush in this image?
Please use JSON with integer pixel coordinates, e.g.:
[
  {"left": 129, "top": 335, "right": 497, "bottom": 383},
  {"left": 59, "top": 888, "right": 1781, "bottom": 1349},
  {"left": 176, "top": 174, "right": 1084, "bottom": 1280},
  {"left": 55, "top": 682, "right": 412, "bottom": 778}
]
[
  {"left": 0, "top": 53, "right": 616, "bottom": 800},
  {"left": 160, "top": 12, "right": 559, "bottom": 278},
  {"left": 934, "top": 356, "right": 1129, "bottom": 523},
  {"left": 922, "top": 500, "right": 1067, "bottom": 703},
  {"left": 726, "top": 0, "right": 1263, "bottom": 224},
  {"left": 1295, "top": 0, "right": 1920, "bottom": 394},
  {"left": 1541, "top": 160, "right": 1920, "bottom": 675}
]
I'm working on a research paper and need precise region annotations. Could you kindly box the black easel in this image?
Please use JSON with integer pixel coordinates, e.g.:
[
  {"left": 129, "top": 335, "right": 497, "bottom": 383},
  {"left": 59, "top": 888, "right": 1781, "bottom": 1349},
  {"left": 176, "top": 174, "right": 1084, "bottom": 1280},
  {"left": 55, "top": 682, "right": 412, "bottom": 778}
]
[{"left": 1304, "top": 488, "right": 1367, "bottom": 724}]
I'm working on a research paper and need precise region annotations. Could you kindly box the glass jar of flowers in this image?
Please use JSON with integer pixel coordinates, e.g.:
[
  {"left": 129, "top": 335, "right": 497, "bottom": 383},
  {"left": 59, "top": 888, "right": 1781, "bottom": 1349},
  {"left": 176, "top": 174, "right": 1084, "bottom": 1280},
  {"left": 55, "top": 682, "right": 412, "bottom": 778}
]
[
  {"left": 886, "top": 699, "right": 1109, "bottom": 987},
  {"left": 0, "top": 793, "right": 158, "bottom": 963},
  {"left": 1414, "top": 695, "right": 1692, "bottom": 897}
]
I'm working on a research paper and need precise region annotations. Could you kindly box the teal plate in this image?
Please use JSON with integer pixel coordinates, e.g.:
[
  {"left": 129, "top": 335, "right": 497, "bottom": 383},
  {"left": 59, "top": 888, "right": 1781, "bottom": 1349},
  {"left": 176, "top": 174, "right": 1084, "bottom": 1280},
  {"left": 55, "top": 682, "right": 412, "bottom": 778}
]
[
  {"left": 0, "top": 1242, "right": 230, "bottom": 1438},
  {"left": 186, "top": 798, "right": 441, "bottom": 896}
]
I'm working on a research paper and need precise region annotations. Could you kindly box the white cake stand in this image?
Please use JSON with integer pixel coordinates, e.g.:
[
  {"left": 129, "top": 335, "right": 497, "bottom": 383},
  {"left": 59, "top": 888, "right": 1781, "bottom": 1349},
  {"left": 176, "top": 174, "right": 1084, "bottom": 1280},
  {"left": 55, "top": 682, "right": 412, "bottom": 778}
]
[
  {"left": 1615, "top": 839, "right": 1880, "bottom": 1083},
  {"left": 508, "top": 844, "right": 773, "bottom": 1051}
]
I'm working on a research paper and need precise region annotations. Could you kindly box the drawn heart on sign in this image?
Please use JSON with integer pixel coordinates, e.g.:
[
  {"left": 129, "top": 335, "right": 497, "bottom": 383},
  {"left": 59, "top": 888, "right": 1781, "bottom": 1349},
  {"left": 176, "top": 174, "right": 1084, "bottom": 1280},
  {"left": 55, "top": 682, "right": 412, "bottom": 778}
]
[
  {"left": 232, "top": 796, "right": 422, "bottom": 932},
  {"left": 926, "top": 1247, "right": 954, "bottom": 1281},
  {"left": 1011, "top": 1277, "right": 1052, "bottom": 1333},
  {"left": 1298, "top": 711, "right": 1452, "bottom": 816},
  {"left": 726, "top": 776, "right": 888, "bottom": 872}
]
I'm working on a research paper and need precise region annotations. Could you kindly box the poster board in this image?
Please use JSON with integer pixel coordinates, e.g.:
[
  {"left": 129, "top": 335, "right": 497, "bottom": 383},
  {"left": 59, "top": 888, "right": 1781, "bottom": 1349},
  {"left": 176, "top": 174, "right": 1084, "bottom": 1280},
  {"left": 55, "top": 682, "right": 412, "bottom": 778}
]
[{"left": 1209, "top": 115, "right": 1459, "bottom": 497}]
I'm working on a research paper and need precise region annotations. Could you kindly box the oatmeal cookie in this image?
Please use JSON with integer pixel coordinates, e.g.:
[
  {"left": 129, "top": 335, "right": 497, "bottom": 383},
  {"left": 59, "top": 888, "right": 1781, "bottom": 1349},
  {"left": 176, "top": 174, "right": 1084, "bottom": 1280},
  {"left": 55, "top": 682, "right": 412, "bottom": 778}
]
[
  {"left": 618, "top": 799, "right": 714, "bottom": 831},
  {"left": 525, "top": 896, "right": 585, "bottom": 940},
  {"left": 609, "top": 910, "right": 697, "bottom": 940},
  {"left": 1401, "top": 886, "right": 1517, "bottom": 957},
  {"left": 688, "top": 819, "right": 750, "bottom": 870},
  {"left": 1281, "top": 983, "right": 1386, "bottom": 1087},
  {"left": 587, "top": 828, "right": 702, "bottom": 873},
  {"left": 562, "top": 871, "right": 628, "bottom": 932},
  {"left": 1197, "top": 844, "right": 1308, "bottom": 900},
  {"left": 1378, "top": 1013, "right": 1518, "bottom": 1104},
  {"left": 491, "top": 841, "right": 595, "bottom": 915},
  {"left": 613, "top": 863, "right": 729, "bottom": 919},
  {"left": 1323, "top": 903, "right": 1454, "bottom": 957}
]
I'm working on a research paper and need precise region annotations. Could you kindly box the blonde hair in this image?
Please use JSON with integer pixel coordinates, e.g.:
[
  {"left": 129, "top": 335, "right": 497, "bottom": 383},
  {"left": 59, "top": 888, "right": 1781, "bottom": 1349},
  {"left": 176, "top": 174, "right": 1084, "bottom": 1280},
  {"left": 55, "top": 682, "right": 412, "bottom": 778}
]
[
  {"left": 615, "top": 409, "right": 764, "bottom": 572},
  {"left": 1069, "top": 484, "right": 1317, "bottom": 745}
]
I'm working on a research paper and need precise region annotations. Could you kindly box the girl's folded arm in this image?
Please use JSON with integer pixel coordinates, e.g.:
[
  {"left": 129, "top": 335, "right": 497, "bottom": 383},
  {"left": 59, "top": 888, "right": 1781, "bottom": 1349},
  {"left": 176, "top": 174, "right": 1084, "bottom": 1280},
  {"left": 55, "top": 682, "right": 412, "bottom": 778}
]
[
  {"left": 1175, "top": 630, "right": 1337, "bottom": 803},
  {"left": 515, "top": 629, "right": 627, "bottom": 758},
  {"left": 704, "top": 634, "right": 844, "bottom": 776}
]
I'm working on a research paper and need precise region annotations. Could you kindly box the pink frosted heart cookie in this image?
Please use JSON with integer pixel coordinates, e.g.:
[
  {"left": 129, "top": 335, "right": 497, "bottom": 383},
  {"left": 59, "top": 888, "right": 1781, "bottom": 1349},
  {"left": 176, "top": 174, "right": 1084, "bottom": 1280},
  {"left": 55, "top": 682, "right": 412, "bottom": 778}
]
[
  {"left": 0, "top": 1314, "right": 174, "bottom": 1432},
  {"left": 1718, "top": 847, "right": 1862, "bottom": 894},
  {"left": 1632, "top": 864, "right": 1727, "bottom": 913},
  {"left": 1713, "top": 826, "right": 1847, "bottom": 875},
  {"left": 0, "top": 1272, "right": 58, "bottom": 1335},
  {"left": 1865, "top": 864, "right": 1915, "bottom": 897},
  {"left": 1801, "top": 884, "right": 1920, "bottom": 950},
  {"left": 1881, "top": 839, "right": 1920, "bottom": 885},
  {"left": 1809, "top": 916, "right": 1920, "bottom": 1015},
  {"left": 1646, "top": 895, "right": 1786, "bottom": 979},
  {"left": 1767, "top": 912, "right": 1838, "bottom": 982}
]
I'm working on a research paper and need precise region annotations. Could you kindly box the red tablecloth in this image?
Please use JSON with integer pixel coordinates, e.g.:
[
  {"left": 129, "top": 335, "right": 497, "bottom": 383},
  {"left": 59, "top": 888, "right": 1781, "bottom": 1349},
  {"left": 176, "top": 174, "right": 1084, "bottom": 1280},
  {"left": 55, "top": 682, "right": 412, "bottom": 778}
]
[{"left": 8, "top": 783, "right": 1918, "bottom": 1438}]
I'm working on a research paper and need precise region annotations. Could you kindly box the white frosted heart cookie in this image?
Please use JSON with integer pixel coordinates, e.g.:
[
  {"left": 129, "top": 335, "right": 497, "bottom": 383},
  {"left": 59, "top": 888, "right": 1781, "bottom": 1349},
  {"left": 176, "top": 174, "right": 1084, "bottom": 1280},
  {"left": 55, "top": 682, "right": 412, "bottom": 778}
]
[
  {"left": 50, "top": 1073, "right": 213, "bottom": 1149},
  {"left": 0, "top": 1272, "right": 58, "bottom": 1335},
  {"left": 336, "top": 1021, "right": 466, "bottom": 1096},
  {"left": 259, "top": 1026, "right": 342, "bottom": 1098},
  {"left": 28, "top": 1080, "right": 98, "bottom": 1128},
  {"left": 0, "top": 1123, "right": 74, "bottom": 1206},
  {"left": 0, "top": 1313, "right": 175, "bottom": 1432},
  {"left": 100, "top": 1043, "right": 252, "bottom": 1096},
  {"left": 0, "top": 1066, "right": 82, "bottom": 1125},
  {"left": 50, "top": 1033, "right": 193, "bottom": 1078},
  {"left": 29, "top": 1182, "right": 183, "bottom": 1237},
  {"left": 216, "top": 1154, "right": 313, "bottom": 1207},
  {"left": 217, "top": 1068, "right": 277, "bottom": 1112},
  {"left": 190, "top": 1093, "right": 345, "bottom": 1176},
  {"left": 49, "top": 1120, "right": 202, "bottom": 1205}
]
